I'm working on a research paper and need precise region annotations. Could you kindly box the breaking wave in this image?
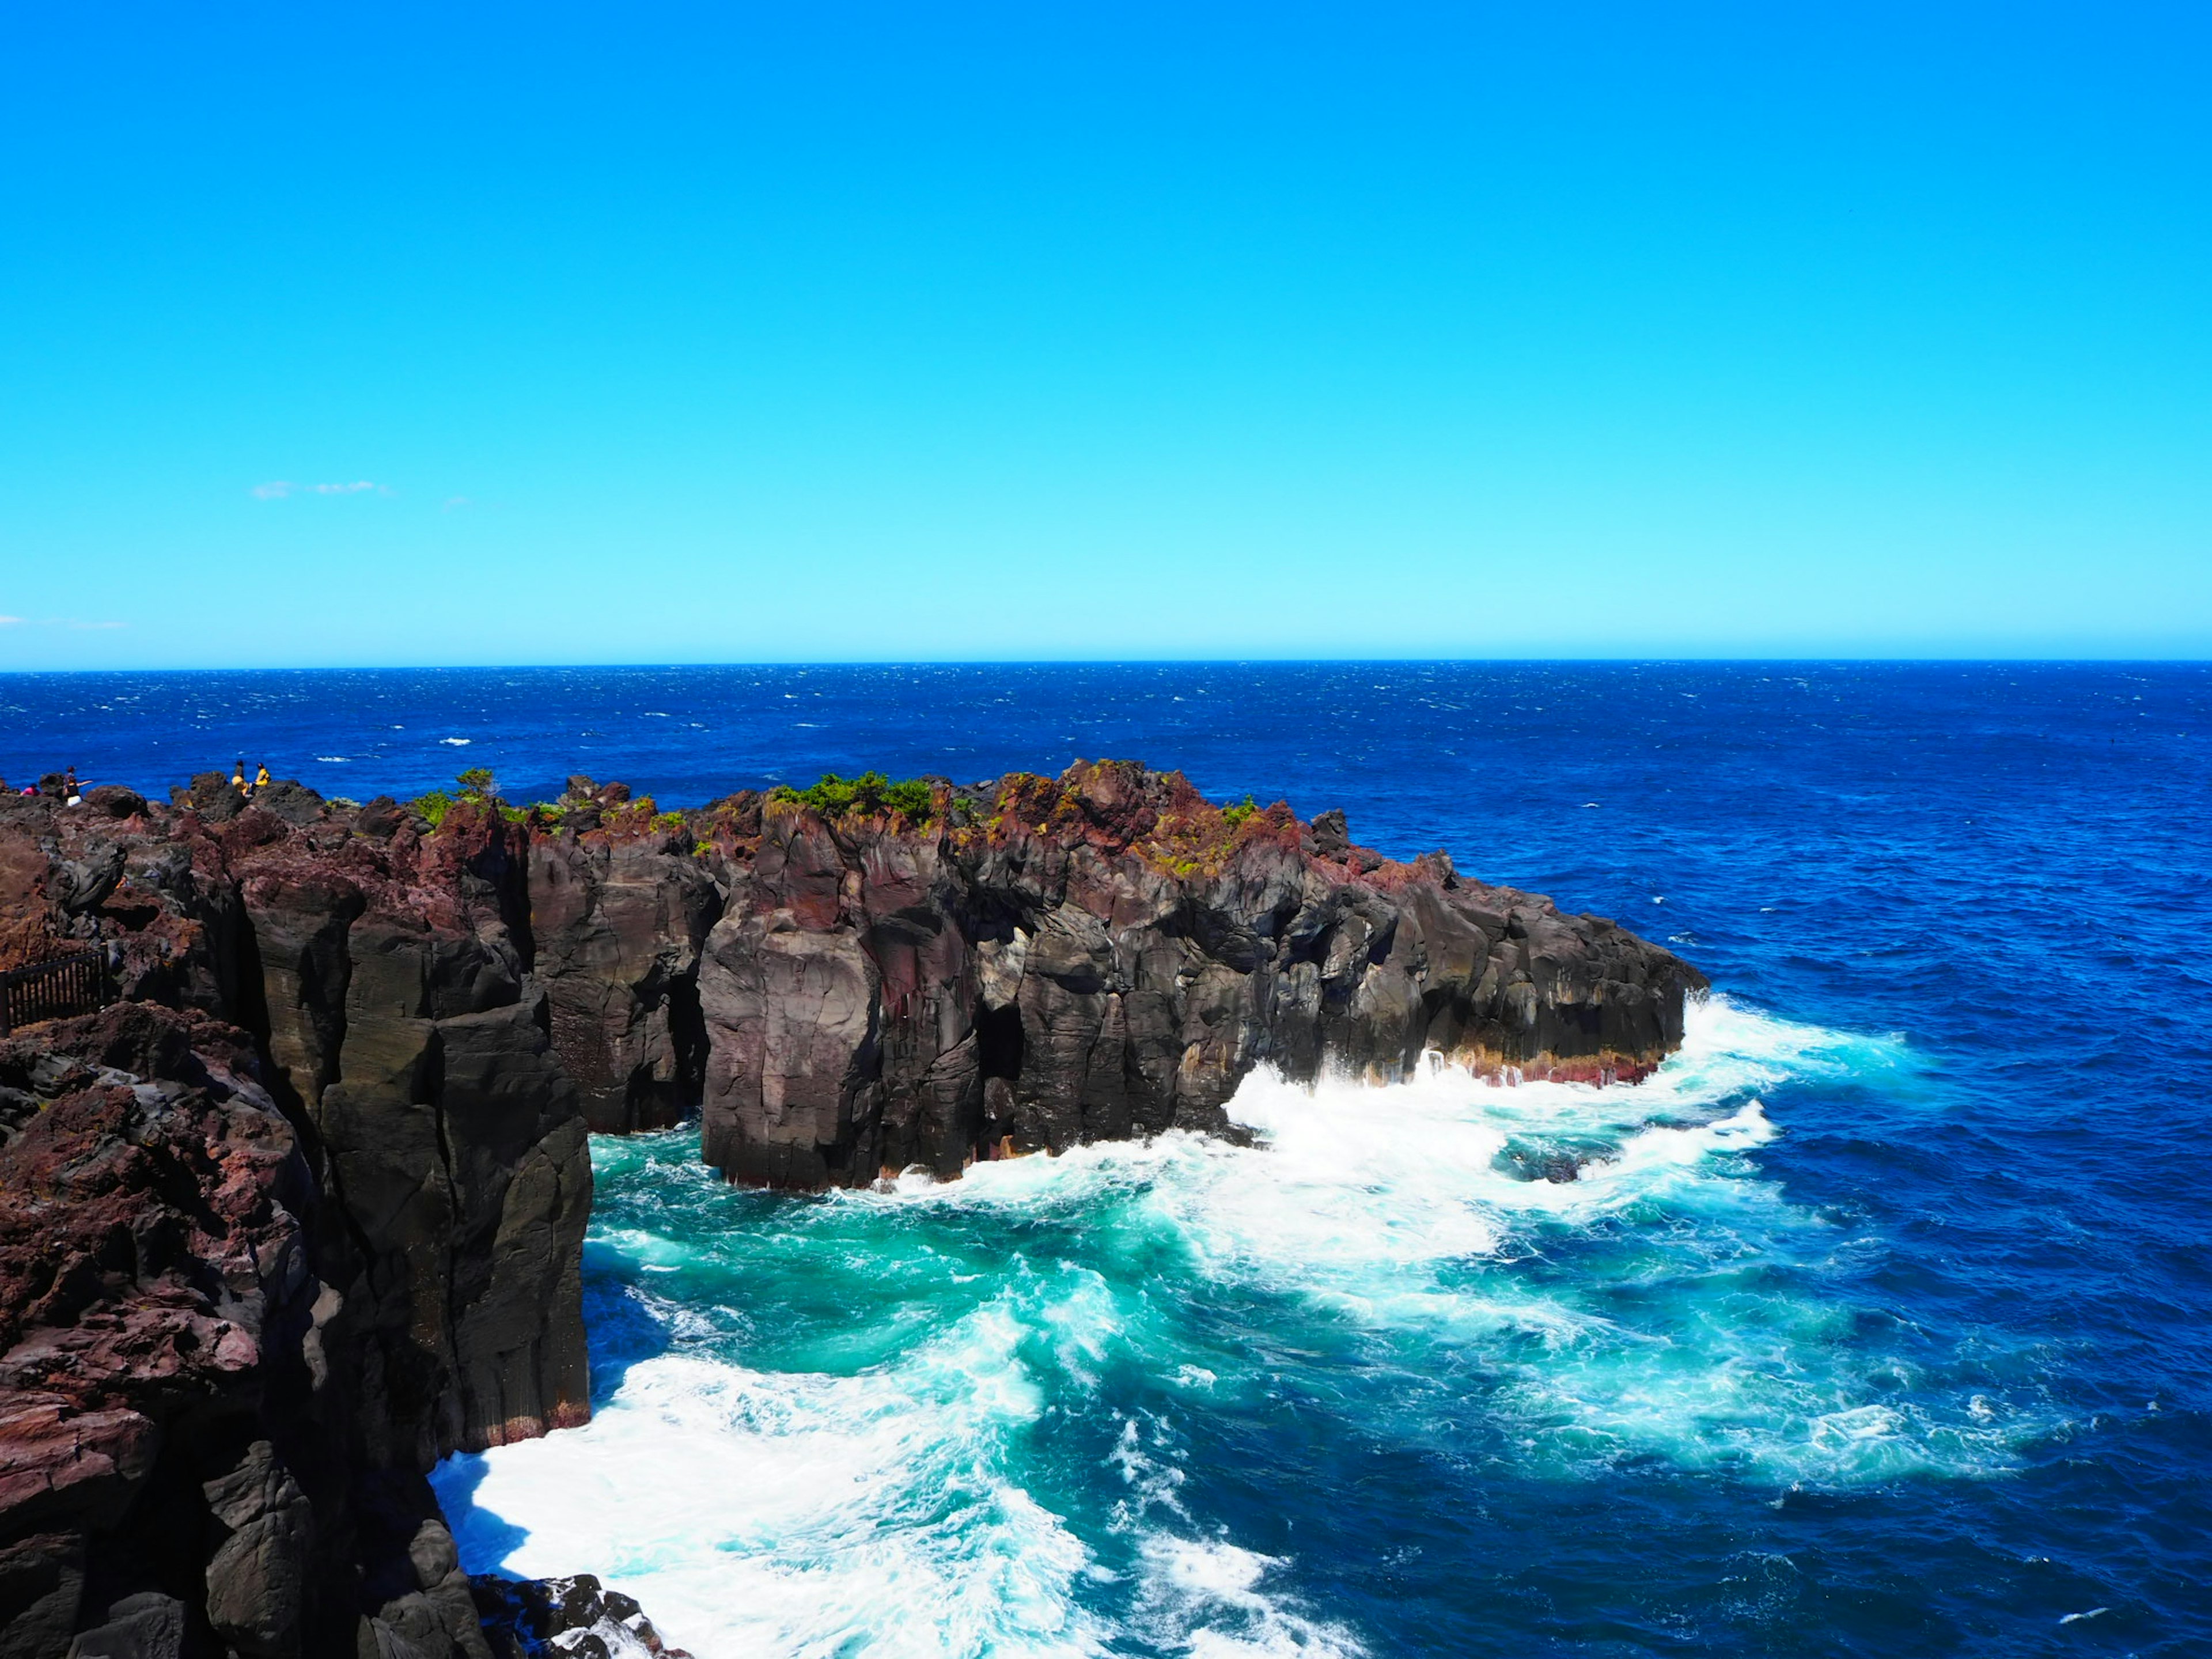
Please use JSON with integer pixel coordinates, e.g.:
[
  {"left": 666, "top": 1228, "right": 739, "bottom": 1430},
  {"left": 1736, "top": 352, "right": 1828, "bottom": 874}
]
[{"left": 436, "top": 997, "right": 2058, "bottom": 1657}]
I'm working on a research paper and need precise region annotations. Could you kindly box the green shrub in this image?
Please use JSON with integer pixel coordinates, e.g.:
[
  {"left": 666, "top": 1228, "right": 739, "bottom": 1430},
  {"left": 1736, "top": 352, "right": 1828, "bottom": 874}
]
[
  {"left": 882, "top": 777, "right": 934, "bottom": 819},
  {"left": 456, "top": 767, "right": 495, "bottom": 797},
  {"left": 652, "top": 810, "right": 686, "bottom": 832},
  {"left": 1221, "top": 794, "right": 1259, "bottom": 827},
  {"left": 778, "top": 771, "right": 935, "bottom": 821},
  {"left": 413, "top": 790, "right": 452, "bottom": 828},
  {"left": 694, "top": 839, "right": 715, "bottom": 858}
]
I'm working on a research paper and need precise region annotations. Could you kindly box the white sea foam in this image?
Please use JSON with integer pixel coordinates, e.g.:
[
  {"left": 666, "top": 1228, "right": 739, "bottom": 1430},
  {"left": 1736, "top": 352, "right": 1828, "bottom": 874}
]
[
  {"left": 865, "top": 998, "right": 2024, "bottom": 1486},
  {"left": 1131, "top": 1539, "right": 1365, "bottom": 1659},
  {"left": 440, "top": 996, "right": 2031, "bottom": 1657},
  {"left": 442, "top": 1304, "right": 1113, "bottom": 1658}
]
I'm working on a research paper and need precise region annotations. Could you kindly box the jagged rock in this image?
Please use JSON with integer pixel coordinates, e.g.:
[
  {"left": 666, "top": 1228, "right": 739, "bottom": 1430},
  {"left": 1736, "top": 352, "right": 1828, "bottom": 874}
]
[
  {"left": 0, "top": 753, "right": 1698, "bottom": 1654},
  {"left": 354, "top": 800, "right": 406, "bottom": 840},
  {"left": 695, "top": 761, "right": 1705, "bottom": 1188},
  {"left": 0, "top": 1007, "right": 331, "bottom": 1653},
  {"left": 62, "top": 1593, "right": 181, "bottom": 1659},
  {"left": 0, "top": 1534, "right": 84, "bottom": 1659},
  {"left": 469, "top": 1575, "right": 689, "bottom": 1659},
  {"left": 183, "top": 774, "right": 245, "bottom": 824},
  {"left": 50, "top": 846, "right": 124, "bottom": 918},
  {"left": 255, "top": 782, "right": 328, "bottom": 829},
  {"left": 0, "top": 782, "right": 600, "bottom": 1658}
]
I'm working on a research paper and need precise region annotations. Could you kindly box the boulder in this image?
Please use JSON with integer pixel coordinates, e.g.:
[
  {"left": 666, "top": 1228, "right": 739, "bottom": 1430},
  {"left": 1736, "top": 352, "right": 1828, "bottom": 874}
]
[
  {"left": 76, "top": 790, "right": 145, "bottom": 824},
  {"left": 254, "top": 780, "right": 327, "bottom": 828}
]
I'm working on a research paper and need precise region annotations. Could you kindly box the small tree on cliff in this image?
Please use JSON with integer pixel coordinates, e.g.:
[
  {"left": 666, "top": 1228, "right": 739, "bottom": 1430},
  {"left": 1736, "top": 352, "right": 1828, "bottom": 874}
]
[{"left": 456, "top": 767, "right": 496, "bottom": 800}]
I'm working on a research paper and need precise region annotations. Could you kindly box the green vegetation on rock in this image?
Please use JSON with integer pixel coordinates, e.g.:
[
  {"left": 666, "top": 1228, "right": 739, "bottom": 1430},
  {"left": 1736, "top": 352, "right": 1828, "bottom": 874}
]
[{"left": 772, "top": 771, "right": 935, "bottom": 821}]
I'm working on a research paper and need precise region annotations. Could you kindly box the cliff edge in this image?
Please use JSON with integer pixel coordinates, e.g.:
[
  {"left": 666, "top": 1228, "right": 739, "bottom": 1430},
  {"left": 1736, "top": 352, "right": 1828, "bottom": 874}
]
[{"left": 0, "top": 758, "right": 1703, "bottom": 1654}]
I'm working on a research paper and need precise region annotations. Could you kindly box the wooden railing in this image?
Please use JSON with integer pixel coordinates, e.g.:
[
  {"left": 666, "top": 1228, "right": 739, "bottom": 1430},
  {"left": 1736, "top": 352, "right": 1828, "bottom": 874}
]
[{"left": 0, "top": 950, "right": 111, "bottom": 1037}]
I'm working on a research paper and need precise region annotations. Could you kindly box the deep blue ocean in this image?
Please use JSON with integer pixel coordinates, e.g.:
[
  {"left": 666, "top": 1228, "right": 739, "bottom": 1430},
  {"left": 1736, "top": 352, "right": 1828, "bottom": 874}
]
[{"left": 7, "top": 663, "right": 2208, "bottom": 1657}]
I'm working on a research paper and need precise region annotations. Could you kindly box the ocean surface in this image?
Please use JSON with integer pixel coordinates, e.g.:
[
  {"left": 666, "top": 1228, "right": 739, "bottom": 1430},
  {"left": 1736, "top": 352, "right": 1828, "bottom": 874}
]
[{"left": 7, "top": 662, "right": 2208, "bottom": 1657}]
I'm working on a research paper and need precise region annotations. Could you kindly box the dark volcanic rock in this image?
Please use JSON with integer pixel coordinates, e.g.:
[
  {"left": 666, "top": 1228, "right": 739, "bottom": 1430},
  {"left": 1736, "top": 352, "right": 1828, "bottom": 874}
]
[
  {"left": 528, "top": 832, "right": 718, "bottom": 1134},
  {"left": 0, "top": 1005, "right": 344, "bottom": 1655},
  {"left": 471, "top": 1574, "right": 691, "bottom": 1659},
  {"left": 0, "top": 753, "right": 1702, "bottom": 1652},
  {"left": 694, "top": 761, "right": 1706, "bottom": 1190},
  {"left": 78, "top": 789, "right": 148, "bottom": 824},
  {"left": 181, "top": 775, "right": 245, "bottom": 824},
  {"left": 252, "top": 782, "right": 326, "bottom": 830},
  {"left": 0, "top": 790, "right": 604, "bottom": 1658}
]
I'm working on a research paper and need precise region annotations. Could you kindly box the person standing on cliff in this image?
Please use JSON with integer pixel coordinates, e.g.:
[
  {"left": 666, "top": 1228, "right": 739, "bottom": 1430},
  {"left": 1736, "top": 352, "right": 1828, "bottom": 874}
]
[{"left": 232, "top": 759, "right": 248, "bottom": 796}]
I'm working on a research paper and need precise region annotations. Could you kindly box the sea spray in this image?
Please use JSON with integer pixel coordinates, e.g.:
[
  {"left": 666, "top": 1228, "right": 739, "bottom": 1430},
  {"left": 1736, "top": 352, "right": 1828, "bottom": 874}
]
[{"left": 437, "top": 998, "right": 2059, "bottom": 1657}]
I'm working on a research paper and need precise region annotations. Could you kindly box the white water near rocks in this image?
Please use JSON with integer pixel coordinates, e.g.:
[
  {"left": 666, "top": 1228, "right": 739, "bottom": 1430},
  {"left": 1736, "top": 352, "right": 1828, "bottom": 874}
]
[{"left": 436, "top": 999, "right": 2058, "bottom": 1658}]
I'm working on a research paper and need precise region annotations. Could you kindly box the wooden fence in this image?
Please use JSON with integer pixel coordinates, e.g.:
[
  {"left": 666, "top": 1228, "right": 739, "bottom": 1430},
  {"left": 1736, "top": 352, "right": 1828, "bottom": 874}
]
[{"left": 0, "top": 950, "right": 111, "bottom": 1037}]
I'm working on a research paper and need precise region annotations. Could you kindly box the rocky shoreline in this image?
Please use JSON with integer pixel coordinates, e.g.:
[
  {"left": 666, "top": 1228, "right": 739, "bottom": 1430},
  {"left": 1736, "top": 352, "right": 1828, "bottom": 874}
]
[{"left": 0, "top": 762, "right": 1702, "bottom": 1657}]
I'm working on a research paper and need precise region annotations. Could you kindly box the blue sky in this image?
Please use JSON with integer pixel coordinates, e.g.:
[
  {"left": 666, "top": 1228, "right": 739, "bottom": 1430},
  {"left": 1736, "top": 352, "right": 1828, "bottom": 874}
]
[{"left": 2, "top": 2, "right": 2206, "bottom": 666}]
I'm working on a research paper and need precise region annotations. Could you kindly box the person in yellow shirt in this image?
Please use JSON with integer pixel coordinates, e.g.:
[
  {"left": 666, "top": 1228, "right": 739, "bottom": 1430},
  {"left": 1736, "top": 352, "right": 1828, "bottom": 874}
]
[
  {"left": 255, "top": 763, "right": 272, "bottom": 790},
  {"left": 232, "top": 759, "right": 248, "bottom": 795}
]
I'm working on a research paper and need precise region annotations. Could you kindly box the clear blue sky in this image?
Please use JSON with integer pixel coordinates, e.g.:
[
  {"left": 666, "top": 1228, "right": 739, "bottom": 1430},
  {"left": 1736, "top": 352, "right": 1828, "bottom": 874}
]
[{"left": 2, "top": 2, "right": 2207, "bottom": 667}]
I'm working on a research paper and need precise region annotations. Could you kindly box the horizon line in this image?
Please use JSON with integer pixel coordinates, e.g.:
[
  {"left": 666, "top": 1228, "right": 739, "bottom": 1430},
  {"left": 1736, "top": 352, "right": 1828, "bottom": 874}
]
[{"left": 3, "top": 653, "right": 2212, "bottom": 677}]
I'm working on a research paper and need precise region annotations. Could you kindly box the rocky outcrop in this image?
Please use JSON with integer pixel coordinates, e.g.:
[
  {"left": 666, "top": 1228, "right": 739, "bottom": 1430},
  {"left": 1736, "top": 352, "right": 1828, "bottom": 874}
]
[
  {"left": 0, "top": 756, "right": 1703, "bottom": 1652},
  {"left": 469, "top": 1574, "right": 690, "bottom": 1659},
  {"left": 692, "top": 762, "right": 1705, "bottom": 1189},
  {"left": 0, "top": 1003, "right": 498, "bottom": 1659},
  {"left": 0, "top": 785, "right": 594, "bottom": 1658},
  {"left": 526, "top": 782, "right": 719, "bottom": 1135}
]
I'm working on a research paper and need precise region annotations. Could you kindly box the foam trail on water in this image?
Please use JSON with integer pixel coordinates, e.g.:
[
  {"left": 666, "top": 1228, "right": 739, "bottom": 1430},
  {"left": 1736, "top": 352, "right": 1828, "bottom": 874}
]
[
  {"left": 438, "top": 995, "right": 2045, "bottom": 1657},
  {"left": 443, "top": 1301, "right": 1115, "bottom": 1658}
]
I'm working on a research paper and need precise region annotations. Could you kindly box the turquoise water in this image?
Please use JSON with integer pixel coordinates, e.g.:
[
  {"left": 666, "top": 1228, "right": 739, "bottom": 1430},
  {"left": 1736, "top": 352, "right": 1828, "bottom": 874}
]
[{"left": 435, "top": 1000, "right": 2070, "bottom": 1657}]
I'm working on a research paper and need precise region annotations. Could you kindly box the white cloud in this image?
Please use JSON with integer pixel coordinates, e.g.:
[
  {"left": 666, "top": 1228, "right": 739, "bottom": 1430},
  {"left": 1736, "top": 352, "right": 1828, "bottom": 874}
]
[
  {"left": 251, "top": 480, "right": 388, "bottom": 500},
  {"left": 0, "top": 615, "right": 23, "bottom": 626}
]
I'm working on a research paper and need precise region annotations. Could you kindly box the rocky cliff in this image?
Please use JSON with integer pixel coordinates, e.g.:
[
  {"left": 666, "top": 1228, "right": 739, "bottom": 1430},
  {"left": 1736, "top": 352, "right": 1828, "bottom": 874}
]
[
  {"left": 690, "top": 762, "right": 1705, "bottom": 1189},
  {"left": 0, "top": 784, "right": 592, "bottom": 1658},
  {"left": 0, "top": 758, "right": 1702, "bottom": 1654}
]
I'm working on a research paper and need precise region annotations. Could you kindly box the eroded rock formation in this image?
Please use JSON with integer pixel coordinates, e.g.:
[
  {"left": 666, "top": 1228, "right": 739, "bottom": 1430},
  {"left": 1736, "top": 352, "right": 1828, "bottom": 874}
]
[
  {"left": 0, "top": 756, "right": 1703, "bottom": 1653},
  {"left": 690, "top": 762, "right": 1705, "bottom": 1189}
]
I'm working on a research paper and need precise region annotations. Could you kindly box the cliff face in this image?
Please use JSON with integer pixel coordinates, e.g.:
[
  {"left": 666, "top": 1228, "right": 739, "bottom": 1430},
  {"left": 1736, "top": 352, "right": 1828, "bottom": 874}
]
[
  {"left": 527, "top": 819, "right": 718, "bottom": 1137},
  {"left": 0, "top": 781, "right": 594, "bottom": 1461},
  {"left": 0, "top": 785, "right": 592, "bottom": 1658},
  {"left": 0, "top": 758, "right": 1703, "bottom": 1653},
  {"left": 692, "top": 762, "right": 1706, "bottom": 1190},
  {"left": 0, "top": 1003, "right": 497, "bottom": 1659}
]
